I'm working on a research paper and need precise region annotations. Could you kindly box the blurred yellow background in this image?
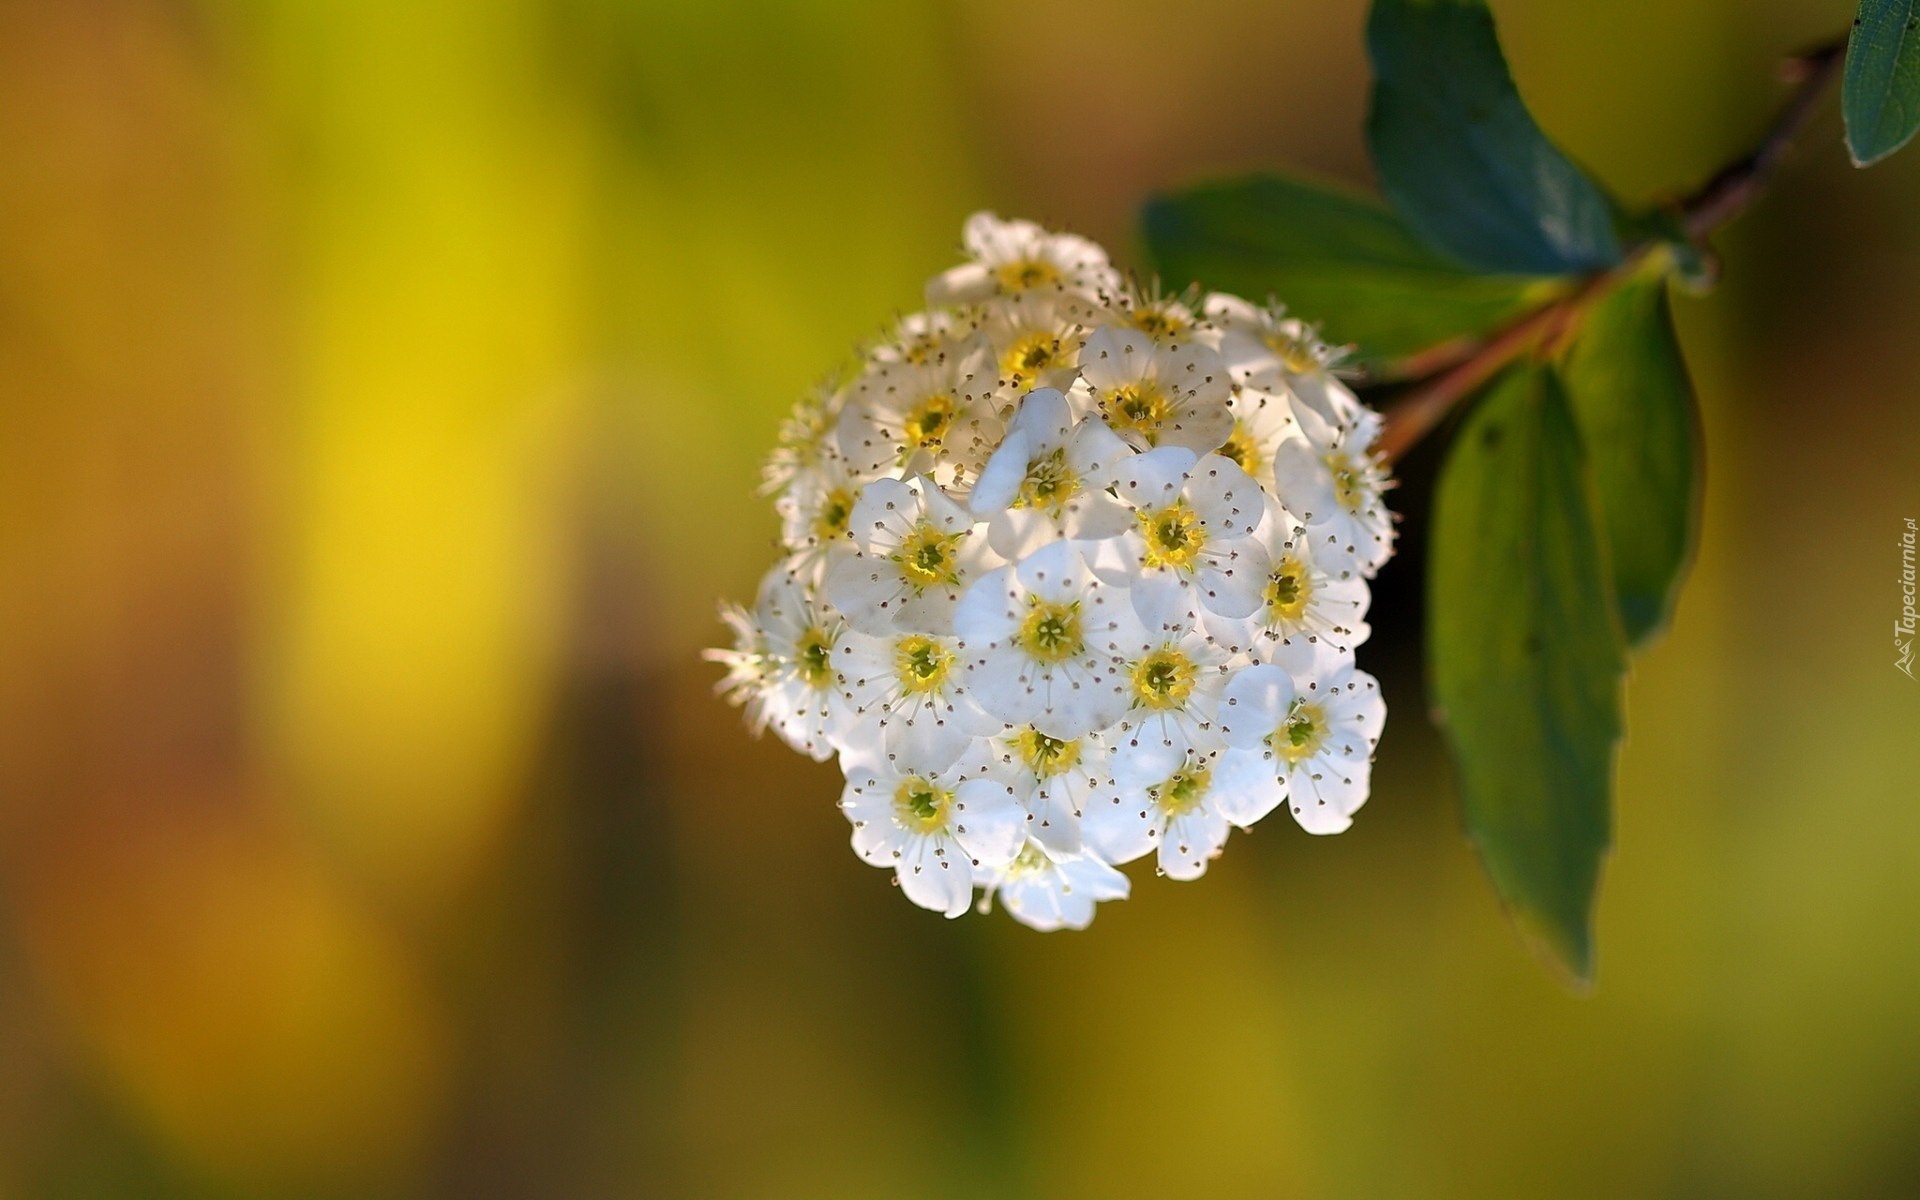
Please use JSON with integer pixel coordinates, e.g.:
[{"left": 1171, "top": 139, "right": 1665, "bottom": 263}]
[{"left": 2, "top": 0, "right": 1917, "bottom": 1196}]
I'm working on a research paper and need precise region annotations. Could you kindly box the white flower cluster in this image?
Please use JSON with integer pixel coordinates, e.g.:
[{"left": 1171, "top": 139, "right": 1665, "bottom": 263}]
[{"left": 709, "top": 213, "right": 1392, "bottom": 930}]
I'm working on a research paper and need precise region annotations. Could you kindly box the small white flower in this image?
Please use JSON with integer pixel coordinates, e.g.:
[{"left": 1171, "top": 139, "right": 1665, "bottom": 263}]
[
  {"left": 1226, "top": 507, "right": 1372, "bottom": 654},
  {"left": 1217, "top": 660, "right": 1385, "bottom": 834},
  {"left": 869, "top": 308, "right": 975, "bottom": 366},
  {"left": 774, "top": 444, "right": 867, "bottom": 571},
  {"left": 728, "top": 570, "right": 861, "bottom": 761},
  {"left": 833, "top": 629, "right": 999, "bottom": 770},
  {"left": 928, "top": 212, "right": 1121, "bottom": 306},
  {"left": 972, "top": 723, "right": 1124, "bottom": 855},
  {"left": 1082, "top": 732, "right": 1238, "bottom": 881},
  {"left": 837, "top": 336, "right": 1003, "bottom": 487},
  {"left": 826, "top": 474, "right": 997, "bottom": 635},
  {"left": 1111, "top": 625, "right": 1235, "bottom": 757},
  {"left": 981, "top": 841, "right": 1130, "bottom": 931},
  {"left": 1271, "top": 404, "right": 1394, "bottom": 576},
  {"left": 1213, "top": 386, "right": 1300, "bottom": 484},
  {"left": 762, "top": 378, "right": 850, "bottom": 498},
  {"left": 1205, "top": 293, "right": 1348, "bottom": 392},
  {"left": 1116, "top": 281, "right": 1200, "bottom": 343},
  {"left": 955, "top": 539, "right": 1149, "bottom": 738},
  {"left": 1077, "top": 324, "right": 1235, "bottom": 453},
  {"left": 1093, "top": 446, "right": 1270, "bottom": 633},
  {"left": 969, "top": 388, "right": 1134, "bottom": 560},
  {"left": 704, "top": 600, "right": 779, "bottom": 734},
  {"left": 980, "top": 291, "right": 1097, "bottom": 394},
  {"left": 842, "top": 756, "right": 1026, "bottom": 917}
]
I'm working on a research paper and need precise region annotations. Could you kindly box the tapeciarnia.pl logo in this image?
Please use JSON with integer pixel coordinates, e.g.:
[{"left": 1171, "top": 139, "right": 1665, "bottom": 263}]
[{"left": 1899, "top": 518, "right": 1917, "bottom": 679}]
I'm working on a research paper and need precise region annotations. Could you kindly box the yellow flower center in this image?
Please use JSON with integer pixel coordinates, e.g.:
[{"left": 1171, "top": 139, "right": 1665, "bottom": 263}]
[
  {"left": 995, "top": 258, "right": 1060, "bottom": 291},
  {"left": 1105, "top": 382, "right": 1175, "bottom": 444},
  {"left": 1265, "top": 330, "right": 1323, "bottom": 374},
  {"left": 812, "top": 487, "right": 854, "bottom": 542},
  {"left": 1327, "top": 452, "right": 1368, "bottom": 514},
  {"left": 1139, "top": 501, "right": 1206, "bottom": 571},
  {"left": 1006, "top": 843, "right": 1052, "bottom": 877},
  {"left": 894, "top": 635, "right": 954, "bottom": 695},
  {"left": 1000, "top": 331, "right": 1061, "bottom": 381},
  {"left": 1272, "top": 701, "right": 1327, "bottom": 765},
  {"left": 894, "top": 776, "right": 954, "bottom": 833},
  {"left": 1016, "top": 448, "right": 1078, "bottom": 513},
  {"left": 1017, "top": 598, "right": 1083, "bottom": 664},
  {"left": 1263, "top": 555, "right": 1312, "bottom": 623},
  {"left": 1015, "top": 726, "right": 1082, "bottom": 779},
  {"left": 1130, "top": 646, "right": 1197, "bottom": 711},
  {"left": 1129, "top": 307, "right": 1187, "bottom": 339},
  {"left": 1151, "top": 766, "right": 1212, "bottom": 817},
  {"left": 894, "top": 523, "right": 965, "bottom": 590},
  {"left": 900, "top": 329, "right": 943, "bottom": 364},
  {"left": 1217, "top": 420, "right": 1264, "bottom": 478},
  {"left": 796, "top": 628, "right": 834, "bottom": 688},
  {"left": 903, "top": 393, "right": 957, "bottom": 450}
]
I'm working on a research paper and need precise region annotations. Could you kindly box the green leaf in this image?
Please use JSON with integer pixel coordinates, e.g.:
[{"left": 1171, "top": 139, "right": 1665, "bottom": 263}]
[
  {"left": 1609, "top": 206, "right": 1715, "bottom": 293},
  {"left": 1845, "top": 0, "right": 1920, "bottom": 166},
  {"left": 1141, "top": 174, "right": 1550, "bottom": 365},
  {"left": 1559, "top": 277, "right": 1702, "bottom": 648},
  {"left": 1429, "top": 364, "right": 1625, "bottom": 983},
  {"left": 1366, "top": 0, "right": 1622, "bottom": 275}
]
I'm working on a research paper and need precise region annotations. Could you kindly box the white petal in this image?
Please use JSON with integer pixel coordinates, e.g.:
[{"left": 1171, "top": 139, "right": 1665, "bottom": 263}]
[
  {"left": 1024, "top": 779, "right": 1085, "bottom": 855},
  {"left": 1285, "top": 763, "right": 1363, "bottom": 835},
  {"left": 895, "top": 836, "right": 974, "bottom": 917},
  {"left": 1158, "top": 806, "right": 1229, "bottom": 880},
  {"left": 1077, "top": 325, "right": 1152, "bottom": 393},
  {"left": 1006, "top": 387, "right": 1072, "bottom": 447},
  {"left": 953, "top": 566, "right": 1019, "bottom": 642},
  {"left": 927, "top": 261, "right": 994, "bottom": 306},
  {"left": 893, "top": 581, "right": 965, "bottom": 634},
  {"left": 883, "top": 704, "right": 983, "bottom": 772},
  {"left": 1130, "top": 570, "right": 1199, "bottom": 634},
  {"left": 1212, "top": 747, "right": 1286, "bottom": 827},
  {"left": 1186, "top": 455, "right": 1266, "bottom": 538},
  {"left": 1062, "top": 853, "right": 1130, "bottom": 902},
  {"left": 1109, "top": 734, "right": 1188, "bottom": 788},
  {"left": 951, "top": 779, "right": 1028, "bottom": 868},
  {"left": 971, "top": 427, "right": 1033, "bottom": 517},
  {"left": 1065, "top": 413, "right": 1134, "bottom": 486},
  {"left": 1025, "top": 661, "right": 1131, "bottom": 739},
  {"left": 1271, "top": 437, "right": 1338, "bottom": 524},
  {"left": 1195, "top": 540, "right": 1270, "bottom": 620},
  {"left": 1218, "top": 663, "right": 1293, "bottom": 748},
  {"left": 824, "top": 553, "right": 912, "bottom": 635},
  {"left": 1014, "top": 538, "right": 1090, "bottom": 600},
  {"left": 1064, "top": 490, "right": 1134, "bottom": 543},
  {"left": 1113, "top": 445, "right": 1199, "bottom": 508},
  {"left": 987, "top": 507, "right": 1061, "bottom": 561},
  {"left": 847, "top": 476, "right": 918, "bottom": 553},
  {"left": 1080, "top": 792, "right": 1157, "bottom": 865},
  {"left": 918, "top": 475, "right": 975, "bottom": 533}
]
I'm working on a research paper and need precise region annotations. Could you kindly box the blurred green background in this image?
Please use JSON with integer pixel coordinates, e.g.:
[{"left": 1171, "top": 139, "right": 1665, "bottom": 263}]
[{"left": 2, "top": 0, "right": 1917, "bottom": 1196}]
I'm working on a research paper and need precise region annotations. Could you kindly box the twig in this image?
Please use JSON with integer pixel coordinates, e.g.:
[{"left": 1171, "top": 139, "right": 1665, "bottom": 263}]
[
  {"left": 1373, "top": 36, "right": 1848, "bottom": 465},
  {"left": 1372, "top": 271, "right": 1618, "bottom": 464},
  {"left": 1680, "top": 39, "right": 1847, "bottom": 241}
]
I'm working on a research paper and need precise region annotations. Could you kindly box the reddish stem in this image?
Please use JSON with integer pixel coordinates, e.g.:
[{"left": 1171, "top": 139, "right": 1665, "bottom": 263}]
[{"left": 1372, "top": 36, "right": 1847, "bottom": 465}]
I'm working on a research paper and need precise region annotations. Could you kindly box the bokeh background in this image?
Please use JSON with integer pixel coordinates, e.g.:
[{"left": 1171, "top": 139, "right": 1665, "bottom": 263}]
[{"left": 2, "top": 0, "right": 1917, "bottom": 1196}]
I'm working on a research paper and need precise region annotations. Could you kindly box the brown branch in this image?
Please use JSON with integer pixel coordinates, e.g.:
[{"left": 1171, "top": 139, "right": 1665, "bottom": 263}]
[
  {"left": 1680, "top": 38, "right": 1847, "bottom": 241},
  {"left": 1373, "top": 36, "right": 1847, "bottom": 465},
  {"left": 1359, "top": 332, "right": 1488, "bottom": 387},
  {"left": 1373, "top": 270, "right": 1619, "bottom": 464}
]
